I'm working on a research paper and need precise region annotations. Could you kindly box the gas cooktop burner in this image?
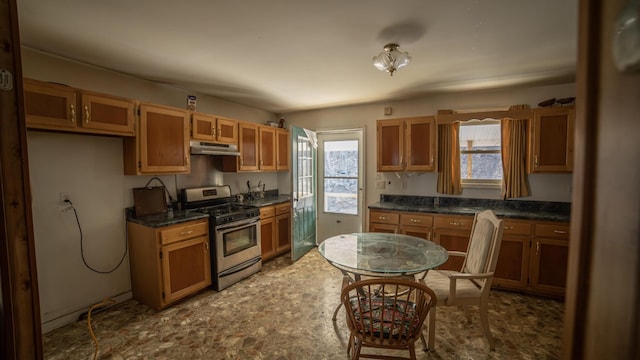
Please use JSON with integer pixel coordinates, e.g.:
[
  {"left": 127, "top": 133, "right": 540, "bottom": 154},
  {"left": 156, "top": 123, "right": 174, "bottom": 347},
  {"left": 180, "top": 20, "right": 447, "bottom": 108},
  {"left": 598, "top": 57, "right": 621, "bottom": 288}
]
[{"left": 181, "top": 186, "right": 260, "bottom": 225}]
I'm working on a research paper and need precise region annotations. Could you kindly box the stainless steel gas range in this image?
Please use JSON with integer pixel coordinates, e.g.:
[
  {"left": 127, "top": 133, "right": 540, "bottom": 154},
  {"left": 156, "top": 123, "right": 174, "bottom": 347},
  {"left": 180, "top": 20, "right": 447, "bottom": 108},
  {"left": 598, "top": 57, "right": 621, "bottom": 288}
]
[{"left": 180, "top": 185, "right": 261, "bottom": 291}]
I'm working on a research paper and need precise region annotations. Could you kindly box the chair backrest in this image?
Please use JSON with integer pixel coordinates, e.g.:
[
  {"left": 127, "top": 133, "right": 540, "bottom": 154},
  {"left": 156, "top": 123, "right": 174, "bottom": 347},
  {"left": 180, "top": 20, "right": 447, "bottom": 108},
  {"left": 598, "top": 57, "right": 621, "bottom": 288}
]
[
  {"left": 340, "top": 277, "right": 437, "bottom": 347},
  {"left": 461, "top": 210, "right": 504, "bottom": 288}
]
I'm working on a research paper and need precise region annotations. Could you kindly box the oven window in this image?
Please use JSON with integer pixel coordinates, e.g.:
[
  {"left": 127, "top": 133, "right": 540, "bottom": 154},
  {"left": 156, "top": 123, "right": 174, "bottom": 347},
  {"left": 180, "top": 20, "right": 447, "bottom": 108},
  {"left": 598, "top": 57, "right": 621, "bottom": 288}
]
[{"left": 222, "top": 225, "right": 258, "bottom": 256}]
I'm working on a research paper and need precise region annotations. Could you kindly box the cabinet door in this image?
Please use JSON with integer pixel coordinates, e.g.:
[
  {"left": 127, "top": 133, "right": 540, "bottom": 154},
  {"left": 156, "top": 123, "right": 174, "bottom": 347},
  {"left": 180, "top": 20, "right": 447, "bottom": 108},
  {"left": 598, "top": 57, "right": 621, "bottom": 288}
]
[
  {"left": 138, "top": 104, "right": 190, "bottom": 174},
  {"left": 260, "top": 216, "right": 277, "bottom": 262},
  {"left": 161, "top": 236, "right": 211, "bottom": 305},
  {"left": 276, "top": 128, "right": 290, "bottom": 171},
  {"left": 259, "top": 126, "right": 277, "bottom": 171},
  {"left": 376, "top": 119, "right": 404, "bottom": 171},
  {"left": 191, "top": 113, "right": 216, "bottom": 141},
  {"left": 79, "top": 92, "right": 135, "bottom": 135},
  {"left": 238, "top": 122, "right": 259, "bottom": 171},
  {"left": 529, "top": 107, "right": 575, "bottom": 173},
  {"left": 493, "top": 220, "right": 531, "bottom": 290},
  {"left": 401, "top": 225, "right": 432, "bottom": 241},
  {"left": 369, "top": 223, "right": 399, "bottom": 233},
  {"left": 405, "top": 117, "right": 437, "bottom": 171},
  {"left": 276, "top": 212, "right": 291, "bottom": 253},
  {"left": 216, "top": 117, "right": 238, "bottom": 144},
  {"left": 529, "top": 238, "right": 568, "bottom": 298},
  {"left": 23, "top": 78, "right": 78, "bottom": 130},
  {"left": 434, "top": 229, "right": 470, "bottom": 271}
]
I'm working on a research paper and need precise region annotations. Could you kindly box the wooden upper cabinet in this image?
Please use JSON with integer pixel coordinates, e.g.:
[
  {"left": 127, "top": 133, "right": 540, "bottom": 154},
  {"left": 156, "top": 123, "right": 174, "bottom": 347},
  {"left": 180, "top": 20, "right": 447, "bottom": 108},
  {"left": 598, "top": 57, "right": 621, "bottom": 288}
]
[
  {"left": 377, "top": 119, "right": 404, "bottom": 171},
  {"left": 376, "top": 116, "right": 437, "bottom": 172},
  {"left": 78, "top": 91, "right": 135, "bottom": 135},
  {"left": 23, "top": 78, "right": 78, "bottom": 130},
  {"left": 405, "top": 117, "right": 437, "bottom": 171},
  {"left": 529, "top": 107, "right": 575, "bottom": 173},
  {"left": 191, "top": 113, "right": 238, "bottom": 144},
  {"left": 259, "top": 125, "right": 277, "bottom": 171},
  {"left": 124, "top": 103, "right": 190, "bottom": 175},
  {"left": 276, "top": 128, "right": 290, "bottom": 171},
  {"left": 237, "top": 122, "right": 260, "bottom": 171},
  {"left": 23, "top": 78, "right": 136, "bottom": 136}
]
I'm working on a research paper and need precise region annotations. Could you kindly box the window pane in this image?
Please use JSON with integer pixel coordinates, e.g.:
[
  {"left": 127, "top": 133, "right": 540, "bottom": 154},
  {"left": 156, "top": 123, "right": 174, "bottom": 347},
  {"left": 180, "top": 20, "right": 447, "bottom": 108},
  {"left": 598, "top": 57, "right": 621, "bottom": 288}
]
[
  {"left": 324, "top": 178, "right": 358, "bottom": 215},
  {"left": 324, "top": 140, "right": 358, "bottom": 177},
  {"left": 459, "top": 122, "right": 503, "bottom": 181},
  {"left": 460, "top": 152, "right": 503, "bottom": 179}
]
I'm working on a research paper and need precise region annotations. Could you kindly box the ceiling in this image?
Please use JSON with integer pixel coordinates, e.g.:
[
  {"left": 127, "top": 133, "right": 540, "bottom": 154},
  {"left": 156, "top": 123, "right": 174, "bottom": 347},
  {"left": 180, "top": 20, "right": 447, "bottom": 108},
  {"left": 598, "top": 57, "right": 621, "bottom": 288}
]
[{"left": 15, "top": 0, "right": 579, "bottom": 114}]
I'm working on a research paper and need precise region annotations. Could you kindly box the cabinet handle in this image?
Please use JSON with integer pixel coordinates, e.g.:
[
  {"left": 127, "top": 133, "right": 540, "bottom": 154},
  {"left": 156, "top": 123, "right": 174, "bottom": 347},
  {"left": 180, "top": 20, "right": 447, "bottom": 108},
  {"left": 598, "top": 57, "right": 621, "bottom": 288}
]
[
  {"left": 240, "top": 157, "right": 244, "bottom": 166},
  {"left": 554, "top": 230, "right": 568, "bottom": 234},
  {"left": 426, "top": 232, "right": 431, "bottom": 240},
  {"left": 217, "top": 127, "right": 222, "bottom": 136},
  {"left": 430, "top": 156, "right": 434, "bottom": 166},
  {"left": 211, "top": 126, "right": 216, "bottom": 136},
  {"left": 534, "top": 154, "right": 539, "bottom": 168},
  {"left": 410, "top": 219, "right": 421, "bottom": 223},
  {"left": 184, "top": 156, "right": 189, "bottom": 166},
  {"left": 70, "top": 104, "right": 76, "bottom": 123},
  {"left": 180, "top": 230, "right": 193, "bottom": 235},
  {"left": 536, "top": 241, "right": 540, "bottom": 255},
  {"left": 504, "top": 226, "right": 514, "bottom": 230},
  {"left": 449, "top": 222, "right": 463, "bottom": 226},
  {"left": 378, "top": 216, "right": 388, "bottom": 220},
  {"left": 205, "top": 241, "right": 209, "bottom": 251},
  {"left": 84, "top": 105, "right": 90, "bottom": 123}
]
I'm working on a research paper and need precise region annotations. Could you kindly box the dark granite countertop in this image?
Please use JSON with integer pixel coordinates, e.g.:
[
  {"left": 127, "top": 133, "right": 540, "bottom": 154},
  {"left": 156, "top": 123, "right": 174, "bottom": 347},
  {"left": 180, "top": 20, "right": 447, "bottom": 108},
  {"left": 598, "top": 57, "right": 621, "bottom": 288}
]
[
  {"left": 126, "top": 208, "right": 209, "bottom": 228},
  {"left": 369, "top": 195, "right": 571, "bottom": 222},
  {"left": 244, "top": 195, "right": 291, "bottom": 207}
]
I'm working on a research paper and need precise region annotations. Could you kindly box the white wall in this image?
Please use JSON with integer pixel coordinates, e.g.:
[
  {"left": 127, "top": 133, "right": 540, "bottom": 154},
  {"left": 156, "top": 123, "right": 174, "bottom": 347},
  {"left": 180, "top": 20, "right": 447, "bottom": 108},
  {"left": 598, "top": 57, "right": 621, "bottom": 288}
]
[
  {"left": 284, "top": 82, "right": 576, "bottom": 217},
  {"left": 22, "top": 48, "right": 279, "bottom": 332}
]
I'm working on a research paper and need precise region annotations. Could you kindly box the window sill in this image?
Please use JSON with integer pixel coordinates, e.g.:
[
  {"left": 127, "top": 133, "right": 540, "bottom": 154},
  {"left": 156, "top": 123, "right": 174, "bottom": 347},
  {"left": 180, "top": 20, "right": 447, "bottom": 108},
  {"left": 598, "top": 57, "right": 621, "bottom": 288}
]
[{"left": 461, "top": 180, "right": 502, "bottom": 190}]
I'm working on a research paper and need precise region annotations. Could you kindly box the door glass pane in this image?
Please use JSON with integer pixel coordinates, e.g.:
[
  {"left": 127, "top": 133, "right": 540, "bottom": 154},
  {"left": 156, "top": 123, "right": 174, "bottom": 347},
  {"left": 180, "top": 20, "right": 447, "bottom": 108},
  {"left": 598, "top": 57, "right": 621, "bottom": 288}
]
[{"left": 323, "top": 140, "right": 358, "bottom": 215}]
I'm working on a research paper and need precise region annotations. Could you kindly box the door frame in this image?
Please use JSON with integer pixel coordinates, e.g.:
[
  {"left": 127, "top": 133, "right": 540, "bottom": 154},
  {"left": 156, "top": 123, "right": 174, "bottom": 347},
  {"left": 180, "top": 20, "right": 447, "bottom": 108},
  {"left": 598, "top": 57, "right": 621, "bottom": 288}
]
[{"left": 316, "top": 128, "right": 365, "bottom": 242}]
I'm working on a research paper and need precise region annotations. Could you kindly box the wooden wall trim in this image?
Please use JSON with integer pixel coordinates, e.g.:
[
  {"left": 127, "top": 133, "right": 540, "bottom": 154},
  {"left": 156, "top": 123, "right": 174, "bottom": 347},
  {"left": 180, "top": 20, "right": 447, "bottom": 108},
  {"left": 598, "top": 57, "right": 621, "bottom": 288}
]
[
  {"left": 0, "top": 0, "right": 43, "bottom": 359},
  {"left": 435, "top": 109, "right": 532, "bottom": 123},
  {"left": 562, "top": 0, "right": 600, "bottom": 358}
]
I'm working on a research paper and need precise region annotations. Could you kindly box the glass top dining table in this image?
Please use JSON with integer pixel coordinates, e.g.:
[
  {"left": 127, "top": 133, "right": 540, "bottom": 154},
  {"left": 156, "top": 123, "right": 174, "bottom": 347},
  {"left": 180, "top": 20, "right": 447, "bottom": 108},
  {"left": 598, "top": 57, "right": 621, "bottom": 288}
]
[{"left": 318, "top": 232, "right": 449, "bottom": 277}]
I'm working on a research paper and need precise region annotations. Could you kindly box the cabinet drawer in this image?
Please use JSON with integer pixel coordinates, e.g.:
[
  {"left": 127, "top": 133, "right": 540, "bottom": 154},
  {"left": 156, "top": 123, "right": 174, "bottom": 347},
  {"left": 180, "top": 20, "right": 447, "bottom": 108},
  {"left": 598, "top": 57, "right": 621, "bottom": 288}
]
[
  {"left": 275, "top": 202, "right": 290, "bottom": 215},
  {"left": 160, "top": 220, "right": 208, "bottom": 245},
  {"left": 502, "top": 220, "right": 532, "bottom": 236},
  {"left": 534, "top": 223, "right": 570, "bottom": 239},
  {"left": 260, "top": 206, "right": 275, "bottom": 219},
  {"left": 434, "top": 215, "right": 473, "bottom": 231},
  {"left": 400, "top": 213, "right": 433, "bottom": 227},
  {"left": 370, "top": 210, "right": 399, "bottom": 224}
]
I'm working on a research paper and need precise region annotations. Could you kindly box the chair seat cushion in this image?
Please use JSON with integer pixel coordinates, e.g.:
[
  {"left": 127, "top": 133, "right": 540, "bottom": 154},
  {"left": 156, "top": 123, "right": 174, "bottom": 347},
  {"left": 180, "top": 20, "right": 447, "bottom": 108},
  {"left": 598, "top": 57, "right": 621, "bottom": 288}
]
[
  {"left": 349, "top": 297, "right": 420, "bottom": 338},
  {"left": 426, "top": 270, "right": 482, "bottom": 304}
]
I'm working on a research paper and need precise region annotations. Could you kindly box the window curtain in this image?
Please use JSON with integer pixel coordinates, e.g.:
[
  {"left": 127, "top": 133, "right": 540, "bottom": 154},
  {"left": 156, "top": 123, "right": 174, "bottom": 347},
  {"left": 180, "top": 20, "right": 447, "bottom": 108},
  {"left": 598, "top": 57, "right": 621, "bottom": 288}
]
[
  {"left": 500, "top": 118, "right": 530, "bottom": 199},
  {"left": 437, "top": 122, "right": 462, "bottom": 195}
]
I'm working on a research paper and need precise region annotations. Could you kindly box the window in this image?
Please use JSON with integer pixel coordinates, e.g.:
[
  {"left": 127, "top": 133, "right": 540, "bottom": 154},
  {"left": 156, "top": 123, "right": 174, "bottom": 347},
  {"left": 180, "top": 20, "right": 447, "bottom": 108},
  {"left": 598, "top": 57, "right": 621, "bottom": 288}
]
[
  {"left": 459, "top": 120, "right": 502, "bottom": 186},
  {"left": 323, "top": 140, "right": 358, "bottom": 215}
]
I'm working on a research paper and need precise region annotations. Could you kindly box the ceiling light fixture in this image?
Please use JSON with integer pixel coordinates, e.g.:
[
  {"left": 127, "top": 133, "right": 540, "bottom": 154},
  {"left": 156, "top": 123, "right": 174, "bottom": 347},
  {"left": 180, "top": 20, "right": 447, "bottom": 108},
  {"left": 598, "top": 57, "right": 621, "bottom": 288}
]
[{"left": 372, "top": 43, "right": 411, "bottom": 76}]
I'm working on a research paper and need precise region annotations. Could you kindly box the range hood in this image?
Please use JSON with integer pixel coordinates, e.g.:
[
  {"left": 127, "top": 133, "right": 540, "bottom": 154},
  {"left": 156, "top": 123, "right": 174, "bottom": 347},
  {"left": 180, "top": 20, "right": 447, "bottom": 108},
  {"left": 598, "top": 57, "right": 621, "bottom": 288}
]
[{"left": 190, "top": 140, "right": 241, "bottom": 156}]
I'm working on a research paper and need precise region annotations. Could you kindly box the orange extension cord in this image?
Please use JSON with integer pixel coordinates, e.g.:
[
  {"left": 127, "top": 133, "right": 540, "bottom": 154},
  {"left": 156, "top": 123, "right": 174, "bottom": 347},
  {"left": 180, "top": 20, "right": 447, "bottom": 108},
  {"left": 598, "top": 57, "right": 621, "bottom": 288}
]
[{"left": 87, "top": 298, "right": 116, "bottom": 360}]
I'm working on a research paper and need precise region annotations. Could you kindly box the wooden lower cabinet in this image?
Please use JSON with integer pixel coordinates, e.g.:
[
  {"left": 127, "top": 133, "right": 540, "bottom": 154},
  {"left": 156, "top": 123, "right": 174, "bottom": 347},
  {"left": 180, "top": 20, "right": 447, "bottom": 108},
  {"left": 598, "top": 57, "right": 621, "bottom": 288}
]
[
  {"left": 127, "top": 218, "right": 211, "bottom": 310},
  {"left": 369, "top": 208, "right": 569, "bottom": 299},
  {"left": 492, "top": 219, "right": 532, "bottom": 291},
  {"left": 433, "top": 215, "right": 473, "bottom": 271},
  {"left": 260, "top": 202, "right": 291, "bottom": 262},
  {"left": 529, "top": 222, "right": 570, "bottom": 298}
]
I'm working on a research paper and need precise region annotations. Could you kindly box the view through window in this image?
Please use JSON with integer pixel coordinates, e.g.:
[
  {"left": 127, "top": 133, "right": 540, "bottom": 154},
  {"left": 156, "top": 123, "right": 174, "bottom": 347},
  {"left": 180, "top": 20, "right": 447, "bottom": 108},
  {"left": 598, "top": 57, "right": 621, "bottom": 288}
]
[
  {"left": 323, "top": 140, "right": 358, "bottom": 215},
  {"left": 459, "top": 121, "right": 503, "bottom": 185}
]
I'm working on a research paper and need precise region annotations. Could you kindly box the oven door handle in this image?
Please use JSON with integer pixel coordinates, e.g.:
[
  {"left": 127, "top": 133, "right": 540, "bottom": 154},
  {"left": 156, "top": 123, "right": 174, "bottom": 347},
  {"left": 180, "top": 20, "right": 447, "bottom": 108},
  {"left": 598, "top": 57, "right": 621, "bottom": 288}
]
[{"left": 216, "top": 217, "right": 260, "bottom": 231}]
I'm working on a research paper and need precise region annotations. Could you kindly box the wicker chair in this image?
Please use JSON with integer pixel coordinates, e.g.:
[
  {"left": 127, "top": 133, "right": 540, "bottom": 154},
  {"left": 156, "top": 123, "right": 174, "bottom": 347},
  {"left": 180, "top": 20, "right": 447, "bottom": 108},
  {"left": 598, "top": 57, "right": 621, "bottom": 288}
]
[{"left": 340, "top": 277, "right": 437, "bottom": 360}]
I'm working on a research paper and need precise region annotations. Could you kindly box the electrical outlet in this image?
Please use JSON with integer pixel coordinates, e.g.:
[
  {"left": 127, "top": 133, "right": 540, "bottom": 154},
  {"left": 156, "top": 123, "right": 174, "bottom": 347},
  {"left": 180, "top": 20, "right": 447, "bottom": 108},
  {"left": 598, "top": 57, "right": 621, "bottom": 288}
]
[
  {"left": 59, "top": 192, "right": 70, "bottom": 204},
  {"left": 375, "top": 180, "right": 386, "bottom": 189}
]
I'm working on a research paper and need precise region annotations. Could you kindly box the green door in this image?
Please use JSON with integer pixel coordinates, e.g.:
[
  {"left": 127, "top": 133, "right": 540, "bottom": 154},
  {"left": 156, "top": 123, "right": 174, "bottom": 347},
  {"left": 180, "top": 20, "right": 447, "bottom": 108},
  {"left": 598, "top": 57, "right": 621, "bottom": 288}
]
[{"left": 291, "top": 126, "right": 317, "bottom": 261}]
